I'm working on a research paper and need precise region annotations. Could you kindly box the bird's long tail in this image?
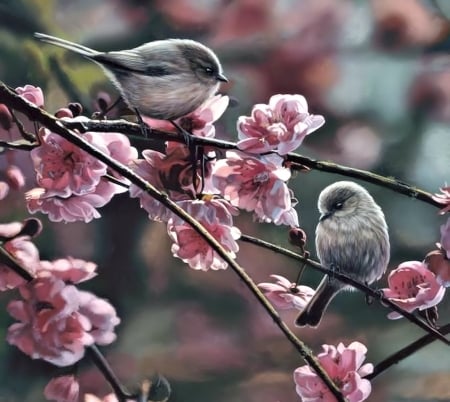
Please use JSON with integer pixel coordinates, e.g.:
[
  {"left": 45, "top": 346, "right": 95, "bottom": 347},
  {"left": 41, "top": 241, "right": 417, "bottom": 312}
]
[
  {"left": 34, "top": 33, "right": 99, "bottom": 57},
  {"left": 295, "top": 276, "right": 342, "bottom": 327}
]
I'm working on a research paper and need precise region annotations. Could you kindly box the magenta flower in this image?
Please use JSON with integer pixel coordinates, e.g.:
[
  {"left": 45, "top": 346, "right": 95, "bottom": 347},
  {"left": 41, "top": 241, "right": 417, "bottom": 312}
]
[
  {"left": 294, "top": 341, "right": 373, "bottom": 402},
  {"left": 432, "top": 186, "right": 450, "bottom": 214},
  {"left": 7, "top": 273, "right": 94, "bottom": 366},
  {"left": 44, "top": 375, "right": 79, "bottom": 402},
  {"left": 31, "top": 129, "right": 108, "bottom": 197},
  {"left": 382, "top": 261, "right": 446, "bottom": 319},
  {"left": 258, "top": 275, "right": 314, "bottom": 310},
  {"left": 0, "top": 221, "right": 40, "bottom": 291},
  {"left": 440, "top": 217, "right": 450, "bottom": 259},
  {"left": 237, "top": 94, "right": 324, "bottom": 155},
  {"left": 213, "top": 151, "right": 298, "bottom": 226},
  {"left": 168, "top": 198, "right": 241, "bottom": 271}
]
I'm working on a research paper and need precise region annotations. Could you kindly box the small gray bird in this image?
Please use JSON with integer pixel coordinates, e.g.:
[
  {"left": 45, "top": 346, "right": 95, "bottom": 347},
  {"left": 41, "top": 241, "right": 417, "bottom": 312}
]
[
  {"left": 296, "top": 181, "right": 390, "bottom": 327},
  {"left": 34, "top": 32, "right": 228, "bottom": 120}
]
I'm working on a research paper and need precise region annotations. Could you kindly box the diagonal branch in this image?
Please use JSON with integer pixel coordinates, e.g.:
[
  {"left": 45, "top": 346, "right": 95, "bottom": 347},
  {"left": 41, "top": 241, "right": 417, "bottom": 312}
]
[{"left": 0, "top": 82, "right": 346, "bottom": 402}]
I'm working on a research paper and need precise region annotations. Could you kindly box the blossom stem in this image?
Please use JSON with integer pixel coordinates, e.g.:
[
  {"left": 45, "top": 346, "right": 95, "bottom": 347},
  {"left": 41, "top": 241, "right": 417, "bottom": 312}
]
[
  {"left": 0, "top": 81, "right": 347, "bottom": 402},
  {"left": 240, "top": 234, "right": 450, "bottom": 346},
  {"left": 86, "top": 345, "right": 133, "bottom": 401},
  {"left": 0, "top": 245, "right": 34, "bottom": 282},
  {"left": 366, "top": 323, "right": 450, "bottom": 380},
  {"left": 61, "top": 118, "right": 441, "bottom": 208}
]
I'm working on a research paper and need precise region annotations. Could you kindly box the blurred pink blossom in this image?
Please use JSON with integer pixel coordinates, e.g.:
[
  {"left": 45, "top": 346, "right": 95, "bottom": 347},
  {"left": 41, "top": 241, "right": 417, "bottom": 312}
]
[
  {"left": 258, "top": 274, "right": 314, "bottom": 310},
  {"left": 168, "top": 198, "right": 241, "bottom": 271},
  {"left": 84, "top": 394, "right": 123, "bottom": 402},
  {"left": 26, "top": 180, "right": 117, "bottom": 223},
  {"left": 439, "top": 217, "right": 450, "bottom": 258},
  {"left": 294, "top": 341, "right": 373, "bottom": 402},
  {"left": 432, "top": 186, "right": 450, "bottom": 215},
  {"left": 237, "top": 94, "right": 324, "bottom": 155},
  {"left": 0, "top": 181, "right": 9, "bottom": 199},
  {"left": 31, "top": 129, "right": 108, "bottom": 197},
  {"left": 213, "top": 151, "right": 298, "bottom": 226},
  {"left": 39, "top": 258, "right": 97, "bottom": 284},
  {"left": 382, "top": 261, "right": 446, "bottom": 319},
  {"left": 6, "top": 165, "right": 26, "bottom": 189},
  {"left": 78, "top": 290, "right": 120, "bottom": 345},
  {"left": 44, "top": 375, "right": 79, "bottom": 402},
  {"left": 7, "top": 273, "right": 94, "bottom": 366},
  {"left": 0, "top": 222, "right": 40, "bottom": 291},
  {"left": 16, "top": 85, "right": 44, "bottom": 108},
  {"left": 424, "top": 249, "right": 450, "bottom": 288}
]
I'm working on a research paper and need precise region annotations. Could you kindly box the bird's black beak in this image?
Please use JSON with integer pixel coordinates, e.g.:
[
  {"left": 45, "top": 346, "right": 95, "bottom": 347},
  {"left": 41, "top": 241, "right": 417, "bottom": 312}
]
[
  {"left": 217, "top": 73, "right": 228, "bottom": 82},
  {"left": 319, "top": 211, "right": 333, "bottom": 222}
]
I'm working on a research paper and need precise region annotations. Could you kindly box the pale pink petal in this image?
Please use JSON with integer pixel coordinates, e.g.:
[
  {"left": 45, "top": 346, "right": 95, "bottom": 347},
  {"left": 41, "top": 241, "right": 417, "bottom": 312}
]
[{"left": 44, "top": 375, "right": 79, "bottom": 402}]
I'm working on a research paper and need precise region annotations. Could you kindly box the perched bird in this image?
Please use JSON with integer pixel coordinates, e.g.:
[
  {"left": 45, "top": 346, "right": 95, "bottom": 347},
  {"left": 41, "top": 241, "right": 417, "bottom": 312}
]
[
  {"left": 296, "top": 181, "right": 390, "bottom": 327},
  {"left": 34, "top": 32, "right": 228, "bottom": 120}
]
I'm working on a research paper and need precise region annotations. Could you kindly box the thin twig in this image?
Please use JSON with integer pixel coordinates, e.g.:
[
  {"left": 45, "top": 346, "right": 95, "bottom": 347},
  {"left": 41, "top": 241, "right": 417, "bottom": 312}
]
[
  {"left": 0, "top": 82, "right": 346, "bottom": 402},
  {"left": 239, "top": 234, "right": 449, "bottom": 346},
  {"left": 366, "top": 323, "right": 450, "bottom": 380}
]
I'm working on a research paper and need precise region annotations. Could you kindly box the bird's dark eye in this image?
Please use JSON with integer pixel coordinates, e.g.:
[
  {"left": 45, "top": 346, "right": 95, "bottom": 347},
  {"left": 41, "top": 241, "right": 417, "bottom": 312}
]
[
  {"left": 204, "top": 66, "right": 214, "bottom": 75},
  {"left": 334, "top": 202, "right": 343, "bottom": 210}
]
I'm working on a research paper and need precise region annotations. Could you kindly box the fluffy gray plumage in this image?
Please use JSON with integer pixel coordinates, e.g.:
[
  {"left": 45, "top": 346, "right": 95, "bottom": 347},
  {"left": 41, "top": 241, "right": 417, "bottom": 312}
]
[
  {"left": 34, "top": 33, "right": 227, "bottom": 120},
  {"left": 296, "top": 181, "right": 390, "bottom": 327}
]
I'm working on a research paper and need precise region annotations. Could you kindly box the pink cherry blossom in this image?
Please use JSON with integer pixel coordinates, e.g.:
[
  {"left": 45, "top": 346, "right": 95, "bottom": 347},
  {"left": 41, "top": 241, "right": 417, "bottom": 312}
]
[
  {"left": 168, "top": 198, "right": 241, "bottom": 271},
  {"left": 432, "top": 186, "right": 450, "bottom": 214},
  {"left": 31, "top": 129, "right": 108, "bottom": 197},
  {"left": 440, "top": 217, "right": 450, "bottom": 258},
  {"left": 213, "top": 151, "right": 298, "bottom": 226},
  {"left": 16, "top": 85, "right": 44, "bottom": 107},
  {"left": 178, "top": 94, "right": 229, "bottom": 137},
  {"left": 78, "top": 290, "right": 120, "bottom": 345},
  {"left": 294, "top": 341, "right": 373, "bottom": 402},
  {"left": 130, "top": 145, "right": 202, "bottom": 222},
  {"left": 424, "top": 249, "right": 450, "bottom": 288},
  {"left": 7, "top": 273, "right": 94, "bottom": 366},
  {"left": 382, "top": 261, "right": 446, "bottom": 319},
  {"left": 26, "top": 180, "right": 117, "bottom": 223},
  {"left": 258, "top": 274, "right": 314, "bottom": 310},
  {"left": 0, "top": 222, "right": 40, "bottom": 291},
  {"left": 44, "top": 375, "right": 80, "bottom": 402},
  {"left": 6, "top": 165, "right": 26, "bottom": 189},
  {"left": 237, "top": 94, "right": 324, "bottom": 155},
  {"left": 39, "top": 258, "right": 97, "bottom": 284}
]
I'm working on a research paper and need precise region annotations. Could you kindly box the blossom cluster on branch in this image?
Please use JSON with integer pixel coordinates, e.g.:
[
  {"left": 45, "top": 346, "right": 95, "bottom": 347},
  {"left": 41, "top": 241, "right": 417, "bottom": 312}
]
[{"left": 0, "top": 82, "right": 448, "bottom": 402}]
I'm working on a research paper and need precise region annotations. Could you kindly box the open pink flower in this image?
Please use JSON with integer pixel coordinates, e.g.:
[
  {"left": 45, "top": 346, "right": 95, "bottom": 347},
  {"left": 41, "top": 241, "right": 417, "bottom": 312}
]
[
  {"left": 168, "top": 198, "right": 241, "bottom": 271},
  {"left": 39, "top": 258, "right": 97, "bottom": 284},
  {"left": 440, "top": 217, "right": 450, "bottom": 258},
  {"left": 294, "top": 341, "right": 373, "bottom": 402},
  {"left": 31, "top": 129, "right": 108, "bottom": 197},
  {"left": 26, "top": 180, "right": 118, "bottom": 223},
  {"left": 44, "top": 375, "right": 79, "bottom": 402},
  {"left": 237, "top": 94, "right": 324, "bottom": 155},
  {"left": 78, "top": 290, "right": 120, "bottom": 345},
  {"left": 213, "top": 151, "right": 298, "bottom": 226},
  {"left": 382, "top": 261, "right": 446, "bottom": 319},
  {"left": 258, "top": 275, "right": 314, "bottom": 310},
  {"left": 432, "top": 186, "right": 450, "bottom": 214},
  {"left": 7, "top": 273, "right": 94, "bottom": 366}
]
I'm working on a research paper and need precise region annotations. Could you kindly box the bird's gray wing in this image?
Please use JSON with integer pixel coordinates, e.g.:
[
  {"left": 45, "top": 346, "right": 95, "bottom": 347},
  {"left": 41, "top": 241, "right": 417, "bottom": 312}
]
[{"left": 92, "top": 50, "right": 173, "bottom": 76}]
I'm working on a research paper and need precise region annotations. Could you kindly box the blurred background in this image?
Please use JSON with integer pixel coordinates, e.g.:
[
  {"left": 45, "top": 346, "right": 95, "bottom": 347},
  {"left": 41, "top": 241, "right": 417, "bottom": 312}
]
[{"left": 0, "top": 0, "right": 449, "bottom": 401}]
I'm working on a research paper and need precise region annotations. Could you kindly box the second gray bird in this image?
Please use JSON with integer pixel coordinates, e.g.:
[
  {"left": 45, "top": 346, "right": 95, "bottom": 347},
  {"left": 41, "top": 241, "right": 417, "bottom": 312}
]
[{"left": 296, "top": 181, "right": 390, "bottom": 327}]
